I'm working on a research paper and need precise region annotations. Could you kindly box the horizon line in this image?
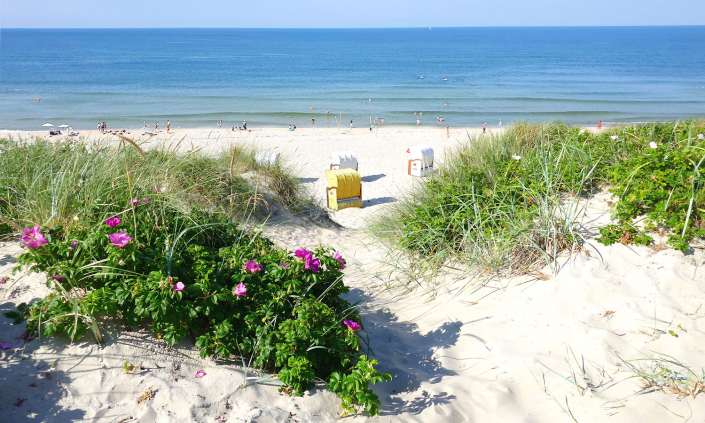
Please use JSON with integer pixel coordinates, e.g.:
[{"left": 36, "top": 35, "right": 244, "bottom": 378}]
[{"left": 3, "top": 24, "right": 705, "bottom": 30}]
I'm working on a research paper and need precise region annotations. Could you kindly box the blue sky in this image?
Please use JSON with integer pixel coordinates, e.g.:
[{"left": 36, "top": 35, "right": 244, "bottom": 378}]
[{"left": 2, "top": 0, "right": 704, "bottom": 28}]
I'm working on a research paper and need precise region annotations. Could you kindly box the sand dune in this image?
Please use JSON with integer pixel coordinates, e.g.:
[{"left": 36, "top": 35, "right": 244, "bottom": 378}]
[{"left": 1, "top": 127, "right": 703, "bottom": 422}]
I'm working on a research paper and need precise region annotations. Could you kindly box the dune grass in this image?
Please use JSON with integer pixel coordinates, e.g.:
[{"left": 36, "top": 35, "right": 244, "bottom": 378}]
[
  {"left": 370, "top": 121, "right": 705, "bottom": 286},
  {"left": 0, "top": 136, "right": 312, "bottom": 236}
]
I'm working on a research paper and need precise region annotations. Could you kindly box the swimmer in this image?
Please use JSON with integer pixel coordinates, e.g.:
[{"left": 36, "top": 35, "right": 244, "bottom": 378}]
[{"left": 445, "top": 101, "right": 447, "bottom": 107}]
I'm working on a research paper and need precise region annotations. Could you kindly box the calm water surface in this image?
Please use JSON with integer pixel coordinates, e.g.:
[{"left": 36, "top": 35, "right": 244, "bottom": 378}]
[{"left": 1, "top": 27, "right": 704, "bottom": 130}]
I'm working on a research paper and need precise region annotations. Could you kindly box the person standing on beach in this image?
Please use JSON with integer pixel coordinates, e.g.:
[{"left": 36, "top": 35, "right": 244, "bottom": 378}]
[
  {"left": 243, "top": 121, "right": 247, "bottom": 130},
  {"left": 499, "top": 119, "right": 502, "bottom": 127},
  {"left": 97, "top": 122, "right": 102, "bottom": 133},
  {"left": 312, "top": 118, "right": 315, "bottom": 126},
  {"left": 416, "top": 118, "right": 420, "bottom": 126},
  {"left": 156, "top": 122, "right": 159, "bottom": 131},
  {"left": 167, "top": 120, "right": 170, "bottom": 134},
  {"left": 350, "top": 120, "right": 353, "bottom": 131},
  {"left": 483, "top": 123, "right": 487, "bottom": 134},
  {"left": 598, "top": 120, "right": 602, "bottom": 129}
]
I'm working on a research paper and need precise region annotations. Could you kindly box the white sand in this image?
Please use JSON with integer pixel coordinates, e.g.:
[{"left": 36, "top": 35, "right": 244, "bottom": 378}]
[{"left": 1, "top": 127, "right": 704, "bottom": 422}]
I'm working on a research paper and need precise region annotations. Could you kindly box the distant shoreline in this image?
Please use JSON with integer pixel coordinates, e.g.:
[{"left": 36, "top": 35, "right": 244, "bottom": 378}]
[{"left": 0, "top": 120, "right": 655, "bottom": 136}]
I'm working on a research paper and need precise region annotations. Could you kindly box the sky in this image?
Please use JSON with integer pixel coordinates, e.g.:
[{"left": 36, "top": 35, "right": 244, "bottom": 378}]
[{"left": 2, "top": 0, "right": 704, "bottom": 28}]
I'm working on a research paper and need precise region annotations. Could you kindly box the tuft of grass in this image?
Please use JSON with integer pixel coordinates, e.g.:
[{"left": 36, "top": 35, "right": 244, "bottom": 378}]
[{"left": 614, "top": 350, "right": 705, "bottom": 399}]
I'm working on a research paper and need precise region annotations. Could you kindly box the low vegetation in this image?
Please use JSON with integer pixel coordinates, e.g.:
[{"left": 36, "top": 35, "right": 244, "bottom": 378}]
[
  {"left": 0, "top": 136, "right": 389, "bottom": 416},
  {"left": 371, "top": 121, "right": 705, "bottom": 280}
]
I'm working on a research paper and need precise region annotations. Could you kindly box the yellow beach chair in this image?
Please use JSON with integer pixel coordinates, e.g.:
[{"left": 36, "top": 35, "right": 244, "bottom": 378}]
[{"left": 325, "top": 169, "right": 362, "bottom": 210}]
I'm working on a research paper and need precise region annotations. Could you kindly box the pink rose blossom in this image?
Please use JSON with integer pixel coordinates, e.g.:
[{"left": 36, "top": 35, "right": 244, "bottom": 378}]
[
  {"left": 173, "top": 281, "right": 185, "bottom": 291},
  {"left": 343, "top": 320, "right": 361, "bottom": 331},
  {"left": 333, "top": 251, "right": 345, "bottom": 270},
  {"left": 304, "top": 254, "right": 320, "bottom": 273},
  {"left": 108, "top": 231, "right": 132, "bottom": 248},
  {"left": 142, "top": 198, "right": 151, "bottom": 204},
  {"left": 0, "top": 277, "right": 6, "bottom": 285},
  {"left": 195, "top": 370, "right": 206, "bottom": 378},
  {"left": 105, "top": 217, "right": 121, "bottom": 227},
  {"left": 129, "top": 198, "right": 140, "bottom": 206},
  {"left": 233, "top": 282, "right": 247, "bottom": 296},
  {"left": 118, "top": 259, "right": 124, "bottom": 265},
  {"left": 21, "top": 226, "right": 49, "bottom": 249},
  {"left": 244, "top": 260, "right": 263, "bottom": 273},
  {"left": 50, "top": 276, "right": 66, "bottom": 282},
  {"left": 70, "top": 242, "right": 78, "bottom": 249},
  {"left": 294, "top": 249, "right": 310, "bottom": 258}
]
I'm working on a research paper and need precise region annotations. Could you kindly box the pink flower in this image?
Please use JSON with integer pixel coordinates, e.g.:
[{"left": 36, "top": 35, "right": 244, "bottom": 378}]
[
  {"left": 142, "top": 198, "right": 151, "bottom": 204},
  {"left": 21, "top": 226, "right": 49, "bottom": 249},
  {"left": 173, "top": 281, "right": 185, "bottom": 291},
  {"left": 50, "top": 276, "right": 66, "bottom": 282},
  {"left": 333, "top": 251, "right": 345, "bottom": 270},
  {"left": 279, "top": 262, "right": 290, "bottom": 269},
  {"left": 118, "top": 259, "right": 124, "bottom": 265},
  {"left": 105, "top": 217, "right": 121, "bottom": 227},
  {"left": 70, "top": 242, "right": 78, "bottom": 249},
  {"left": 0, "top": 342, "right": 12, "bottom": 349},
  {"left": 343, "top": 320, "right": 361, "bottom": 331},
  {"left": 233, "top": 282, "right": 247, "bottom": 296},
  {"left": 195, "top": 370, "right": 206, "bottom": 378},
  {"left": 108, "top": 231, "right": 132, "bottom": 248},
  {"left": 129, "top": 198, "right": 140, "bottom": 206},
  {"left": 304, "top": 254, "right": 320, "bottom": 273},
  {"left": 244, "top": 260, "right": 263, "bottom": 273},
  {"left": 0, "top": 277, "right": 6, "bottom": 285},
  {"left": 294, "top": 249, "right": 310, "bottom": 258}
]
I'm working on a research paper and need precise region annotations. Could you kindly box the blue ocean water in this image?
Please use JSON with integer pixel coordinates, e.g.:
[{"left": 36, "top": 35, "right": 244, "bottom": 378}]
[{"left": 1, "top": 27, "right": 704, "bottom": 130}]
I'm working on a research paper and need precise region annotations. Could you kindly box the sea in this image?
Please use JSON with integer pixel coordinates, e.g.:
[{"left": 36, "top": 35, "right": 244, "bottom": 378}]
[{"left": 1, "top": 27, "right": 704, "bottom": 130}]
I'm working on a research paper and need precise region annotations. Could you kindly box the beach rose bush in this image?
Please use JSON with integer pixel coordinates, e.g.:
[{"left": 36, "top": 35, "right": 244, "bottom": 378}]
[{"left": 12, "top": 197, "right": 389, "bottom": 416}]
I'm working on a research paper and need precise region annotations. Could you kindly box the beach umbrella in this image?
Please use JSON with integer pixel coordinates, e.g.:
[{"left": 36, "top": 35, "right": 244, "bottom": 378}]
[{"left": 58, "top": 124, "right": 68, "bottom": 129}]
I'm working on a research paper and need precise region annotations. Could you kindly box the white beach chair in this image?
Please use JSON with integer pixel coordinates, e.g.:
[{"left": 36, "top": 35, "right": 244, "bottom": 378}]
[
  {"left": 254, "top": 151, "right": 280, "bottom": 167},
  {"left": 330, "top": 150, "right": 358, "bottom": 171},
  {"left": 407, "top": 144, "right": 434, "bottom": 177}
]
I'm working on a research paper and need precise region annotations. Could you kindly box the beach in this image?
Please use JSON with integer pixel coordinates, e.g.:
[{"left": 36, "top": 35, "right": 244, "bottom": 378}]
[{"left": 1, "top": 126, "right": 704, "bottom": 422}]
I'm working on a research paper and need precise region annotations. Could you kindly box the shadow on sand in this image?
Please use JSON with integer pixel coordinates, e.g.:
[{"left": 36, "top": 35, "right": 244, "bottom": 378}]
[{"left": 347, "top": 288, "right": 461, "bottom": 416}]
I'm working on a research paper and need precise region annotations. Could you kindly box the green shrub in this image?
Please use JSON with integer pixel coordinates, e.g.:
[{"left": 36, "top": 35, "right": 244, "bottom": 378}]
[
  {"left": 1, "top": 137, "right": 387, "bottom": 416},
  {"left": 13, "top": 201, "right": 389, "bottom": 415},
  {"left": 604, "top": 123, "right": 705, "bottom": 251},
  {"left": 597, "top": 223, "right": 653, "bottom": 247}
]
